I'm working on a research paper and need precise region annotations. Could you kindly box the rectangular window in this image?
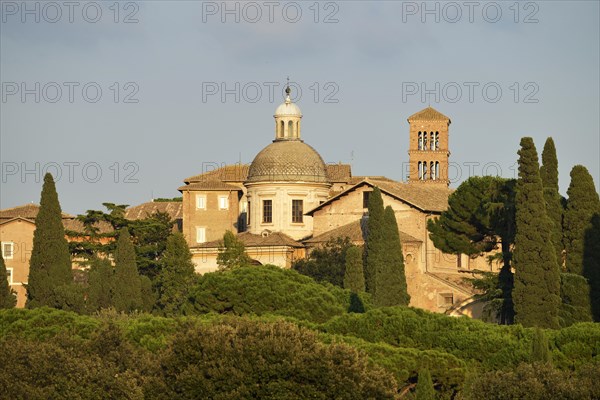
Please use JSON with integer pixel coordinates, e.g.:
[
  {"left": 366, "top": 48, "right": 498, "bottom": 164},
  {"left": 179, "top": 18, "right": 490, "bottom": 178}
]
[
  {"left": 196, "top": 227, "right": 206, "bottom": 243},
  {"left": 218, "top": 195, "right": 229, "bottom": 210},
  {"left": 439, "top": 293, "right": 454, "bottom": 307},
  {"left": 1, "top": 242, "right": 14, "bottom": 260},
  {"left": 6, "top": 268, "right": 13, "bottom": 285},
  {"left": 262, "top": 200, "right": 272, "bottom": 224},
  {"left": 362, "top": 191, "right": 371, "bottom": 209},
  {"left": 196, "top": 195, "right": 206, "bottom": 210},
  {"left": 247, "top": 201, "right": 251, "bottom": 225},
  {"left": 292, "top": 199, "right": 303, "bottom": 223}
]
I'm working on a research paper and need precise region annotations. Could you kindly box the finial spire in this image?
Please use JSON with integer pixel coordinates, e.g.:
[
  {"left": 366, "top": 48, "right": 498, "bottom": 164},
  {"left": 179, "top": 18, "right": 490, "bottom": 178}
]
[{"left": 285, "top": 77, "right": 291, "bottom": 104}]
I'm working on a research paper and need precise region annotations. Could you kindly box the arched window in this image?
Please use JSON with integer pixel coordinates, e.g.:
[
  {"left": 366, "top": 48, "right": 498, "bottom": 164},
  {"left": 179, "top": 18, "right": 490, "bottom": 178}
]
[
  {"left": 418, "top": 161, "right": 423, "bottom": 180},
  {"left": 296, "top": 121, "right": 300, "bottom": 137},
  {"left": 436, "top": 162, "right": 440, "bottom": 179},
  {"left": 430, "top": 132, "right": 434, "bottom": 150},
  {"left": 418, "top": 132, "right": 422, "bottom": 150},
  {"left": 423, "top": 161, "right": 428, "bottom": 180},
  {"left": 280, "top": 120, "right": 284, "bottom": 137},
  {"left": 288, "top": 120, "right": 294, "bottom": 137},
  {"left": 435, "top": 131, "right": 439, "bottom": 150},
  {"left": 430, "top": 161, "right": 435, "bottom": 180},
  {"left": 423, "top": 134, "right": 427, "bottom": 150}
]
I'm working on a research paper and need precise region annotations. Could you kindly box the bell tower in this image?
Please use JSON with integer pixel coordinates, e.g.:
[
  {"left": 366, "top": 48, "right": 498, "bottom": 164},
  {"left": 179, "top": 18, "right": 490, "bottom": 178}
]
[{"left": 407, "top": 106, "right": 451, "bottom": 185}]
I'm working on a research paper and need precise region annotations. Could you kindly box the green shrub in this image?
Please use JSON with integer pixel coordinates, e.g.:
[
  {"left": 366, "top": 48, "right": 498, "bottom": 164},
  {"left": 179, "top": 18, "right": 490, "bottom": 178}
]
[{"left": 188, "top": 265, "right": 361, "bottom": 323}]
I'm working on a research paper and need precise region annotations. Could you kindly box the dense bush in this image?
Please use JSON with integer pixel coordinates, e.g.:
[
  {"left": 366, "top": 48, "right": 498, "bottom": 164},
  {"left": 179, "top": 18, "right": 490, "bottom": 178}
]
[
  {"left": 463, "top": 362, "right": 600, "bottom": 400},
  {"left": 322, "top": 307, "right": 533, "bottom": 368},
  {"left": 292, "top": 237, "right": 353, "bottom": 287},
  {"left": 188, "top": 265, "right": 368, "bottom": 323},
  {"left": 151, "top": 319, "right": 398, "bottom": 399}
]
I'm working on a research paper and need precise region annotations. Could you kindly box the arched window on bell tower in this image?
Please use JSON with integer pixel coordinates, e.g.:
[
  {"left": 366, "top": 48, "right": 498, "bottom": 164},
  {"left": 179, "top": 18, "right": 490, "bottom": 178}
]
[{"left": 418, "top": 132, "right": 423, "bottom": 150}]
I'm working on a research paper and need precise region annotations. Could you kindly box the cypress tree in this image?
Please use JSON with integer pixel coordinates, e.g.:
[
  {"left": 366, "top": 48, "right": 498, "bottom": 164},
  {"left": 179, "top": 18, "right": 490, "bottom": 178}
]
[
  {"left": 583, "top": 214, "right": 600, "bottom": 321},
  {"left": 415, "top": 368, "right": 436, "bottom": 400},
  {"left": 513, "top": 137, "right": 561, "bottom": 328},
  {"left": 87, "top": 258, "right": 113, "bottom": 312},
  {"left": 27, "top": 173, "right": 73, "bottom": 308},
  {"left": 343, "top": 245, "right": 365, "bottom": 293},
  {"left": 156, "top": 232, "right": 196, "bottom": 316},
  {"left": 559, "top": 273, "right": 592, "bottom": 326},
  {"left": 377, "top": 206, "right": 410, "bottom": 306},
  {"left": 217, "top": 230, "right": 252, "bottom": 270},
  {"left": 365, "top": 187, "right": 385, "bottom": 297},
  {"left": 0, "top": 252, "right": 16, "bottom": 308},
  {"left": 564, "top": 165, "right": 600, "bottom": 275},
  {"left": 112, "top": 228, "right": 143, "bottom": 312},
  {"left": 539, "top": 138, "right": 564, "bottom": 265}
]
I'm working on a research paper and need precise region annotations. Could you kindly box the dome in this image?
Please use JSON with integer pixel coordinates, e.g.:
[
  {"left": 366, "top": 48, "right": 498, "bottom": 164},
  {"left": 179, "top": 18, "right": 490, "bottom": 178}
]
[
  {"left": 247, "top": 140, "right": 329, "bottom": 183},
  {"left": 274, "top": 99, "right": 302, "bottom": 117}
]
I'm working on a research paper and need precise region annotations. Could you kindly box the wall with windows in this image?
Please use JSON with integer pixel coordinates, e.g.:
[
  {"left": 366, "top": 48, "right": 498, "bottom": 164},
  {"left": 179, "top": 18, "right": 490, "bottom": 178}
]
[
  {"left": 0, "top": 218, "right": 35, "bottom": 307},
  {"left": 245, "top": 182, "right": 330, "bottom": 240},
  {"left": 180, "top": 189, "right": 242, "bottom": 248}
]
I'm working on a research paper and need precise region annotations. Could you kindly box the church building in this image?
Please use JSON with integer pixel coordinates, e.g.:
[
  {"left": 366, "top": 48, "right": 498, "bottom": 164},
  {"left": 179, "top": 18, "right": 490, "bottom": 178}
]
[{"left": 176, "top": 86, "right": 498, "bottom": 317}]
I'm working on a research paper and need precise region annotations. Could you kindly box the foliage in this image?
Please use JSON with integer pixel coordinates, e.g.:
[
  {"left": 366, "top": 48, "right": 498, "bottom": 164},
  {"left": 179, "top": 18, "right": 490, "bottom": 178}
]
[
  {"left": 365, "top": 187, "right": 385, "bottom": 295},
  {"left": 564, "top": 165, "right": 600, "bottom": 275},
  {"left": 87, "top": 257, "right": 114, "bottom": 312},
  {"left": 559, "top": 273, "right": 592, "bottom": 327},
  {"left": 348, "top": 292, "right": 365, "bottom": 313},
  {"left": 113, "top": 228, "right": 143, "bottom": 312},
  {"left": 513, "top": 138, "right": 561, "bottom": 328},
  {"left": 364, "top": 189, "right": 410, "bottom": 307},
  {"left": 155, "top": 233, "right": 196, "bottom": 316},
  {"left": 27, "top": 173, "right": 74, "bottom": 309},
  {"left": 379, "top": 205, "right": 410, "bottom": 306},
  {"left": 188, "top": 265, "right": 354, "bottom": 323},
  {"left": 156, "top": 319, "right": 398, "bottom": 399},
  {"left": 539, "top": 137, "right": 564, "bottom": 265},
  {"left": 0, "top": 252, "right": 16, "bottom": 308},
  {"left": 583, "top": 213, "right": 600, "bottom": 321},
  {"left": 217, "top": 230, "right": 252, "bottom": 270},
  {"left": 68, "top": 203, "right": 173, "bottom": 279},
  {"left": 427, "top": 176, "right": 516, "bottom": 324},
  {"left": 463, "top": 362, "right": 599, "bottom": 400},
  {"left": 153, "top": 197, "right": 182, "bottom": 202},
  {"left": 293, "top": 236, "right": 353, "bottom": 287},
  {"left": 531, "top": 327, "right": 551, "bottom": 364},
  {"left": 344, "top": 245, "right": 365, "bottom": 293},
  {"left": 415, "top": 368, "right": 436, "bottom": 400}
]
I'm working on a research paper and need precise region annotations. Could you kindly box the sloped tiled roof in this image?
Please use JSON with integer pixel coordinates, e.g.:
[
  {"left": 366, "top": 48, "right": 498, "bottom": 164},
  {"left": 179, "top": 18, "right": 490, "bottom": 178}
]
[
  {"left": 184, "top": 164, "right": 250, "bottom": 184},
  {"left": 178, "top": 181, "right": 242, "bottom": 192},
  {"left": 0, "top": 203, "right": 74, "bottom": 219},
  {"left": 305, "top": 219, "right": 421, "bottom": 245},
  {"left": 196, "top": 231, "right": 303, "bottom": 249},
  {"left": 327, "top": 163, "right": 352, "bottom": 182},
  {"left": 125, "top": 201, "right": 183, "bottom": 220},
  {"left": 407, "top": 106, "right": 451, "bottom": 122},
  {"left": 63, "top": 219, "right": 114, "bottom": 234},
  {"left": 307, "top": 178, "right": 452, "bottom": 215},
  {"left": 184, "top": 163, "right": 353, "bottom": 185}
]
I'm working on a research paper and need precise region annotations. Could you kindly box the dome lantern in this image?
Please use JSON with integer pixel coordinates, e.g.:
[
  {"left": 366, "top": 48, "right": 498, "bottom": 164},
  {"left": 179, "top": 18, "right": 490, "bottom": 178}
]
[{"left": 274, "top": 84, "right": 302, "bottom": 141}]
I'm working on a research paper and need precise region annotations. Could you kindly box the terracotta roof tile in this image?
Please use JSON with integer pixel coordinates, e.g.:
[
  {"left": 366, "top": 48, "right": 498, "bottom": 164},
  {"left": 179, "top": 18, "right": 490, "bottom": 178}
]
[
  {"left": 407, "top": 106, "right": 451, "bottom": 122},
  {"left": 326, "top": 163, "right": 352, "bottom": 182},
  {"left": 125, "top": 201, "right": 183, "bottom": 220},
  {"left": 0, "top": 204, "right": 74, "bottom": 219},
  {"left": 196, "top": 231, "right": 303, "bottom": 249},
  {"left": 184, "top": 164, "right": 250, "bottom": 184},
  {"left": 63, "top": 219, "right": 113, "bottom": 234},
  {"left": 305, "top": 219, "right": 421, "bottom": 245}
]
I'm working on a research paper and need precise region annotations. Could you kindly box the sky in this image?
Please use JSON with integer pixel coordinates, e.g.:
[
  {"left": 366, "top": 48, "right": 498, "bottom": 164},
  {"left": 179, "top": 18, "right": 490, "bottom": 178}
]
[{"left": 1, "top": 0, "right": 599, "bottom": 214}]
